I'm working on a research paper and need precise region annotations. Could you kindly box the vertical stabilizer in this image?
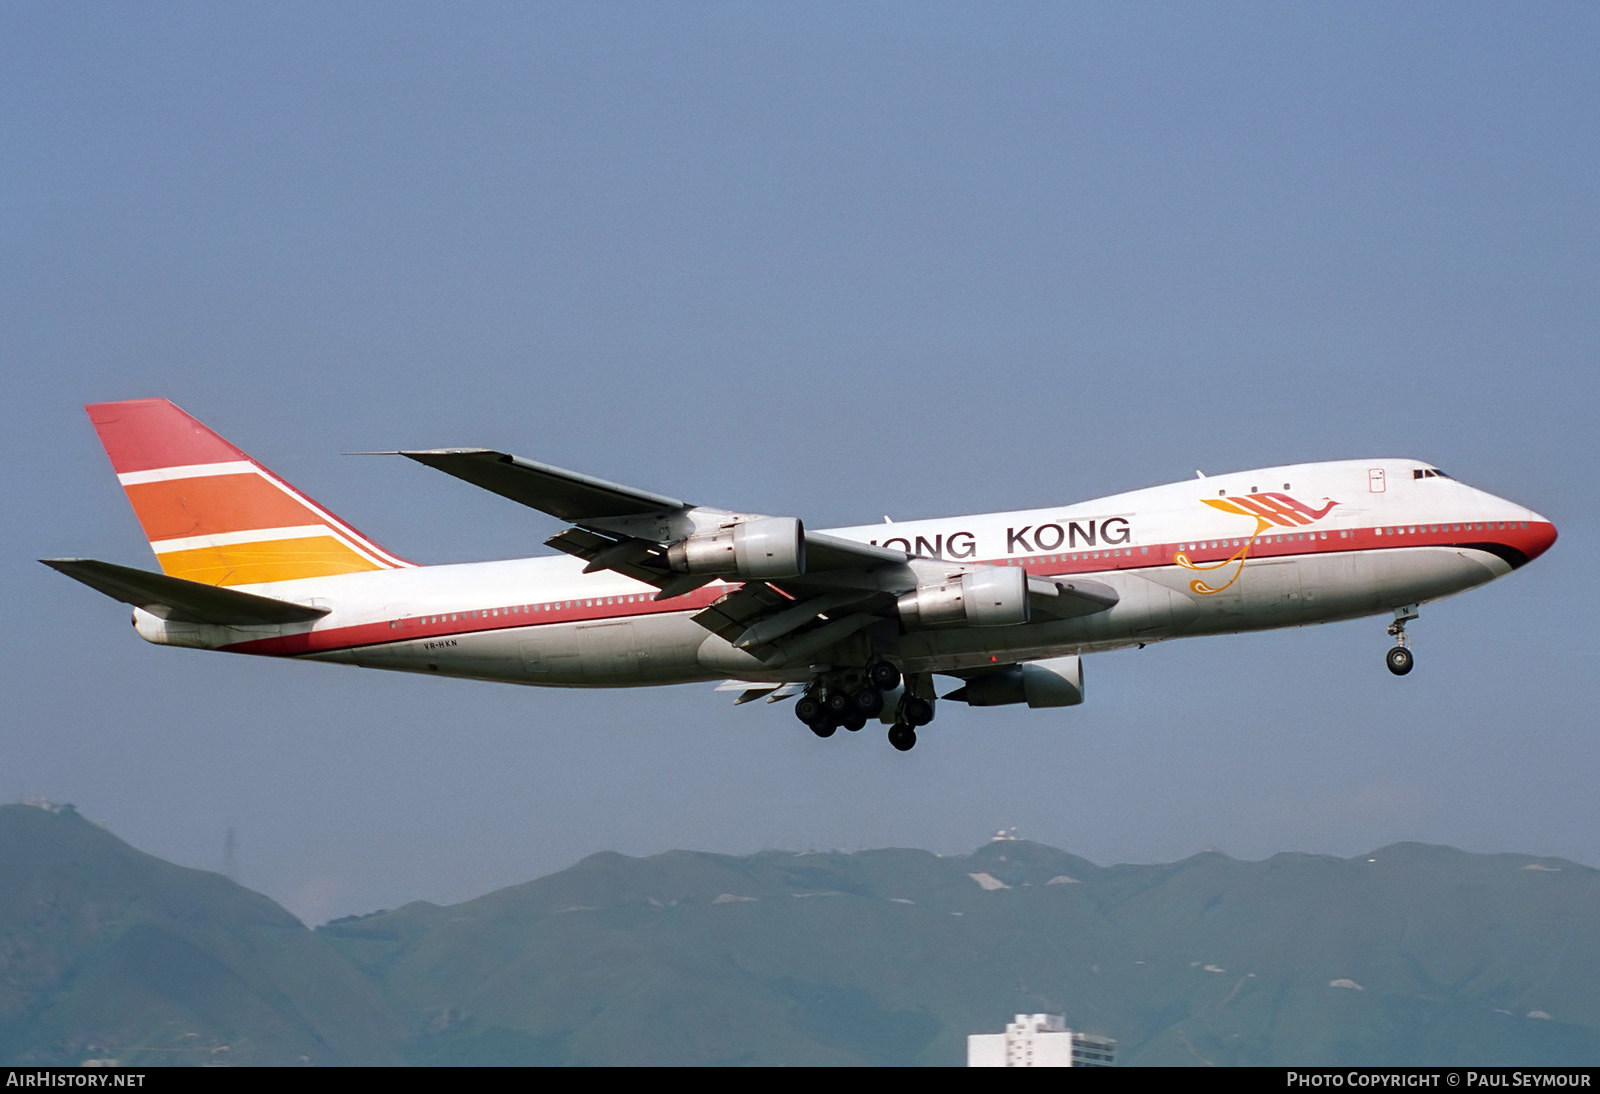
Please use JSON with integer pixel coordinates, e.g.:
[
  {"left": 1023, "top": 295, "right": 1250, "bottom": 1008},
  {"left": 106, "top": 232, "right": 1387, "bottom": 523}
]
[{"left": 87, "top": 399, "right": 411, "bottom": 587}]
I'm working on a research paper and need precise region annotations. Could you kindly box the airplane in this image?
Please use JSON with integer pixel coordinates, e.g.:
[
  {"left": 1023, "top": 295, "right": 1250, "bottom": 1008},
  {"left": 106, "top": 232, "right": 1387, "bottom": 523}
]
[{"left": 45, "top": 398, "right": 1557, "bottom": 752}]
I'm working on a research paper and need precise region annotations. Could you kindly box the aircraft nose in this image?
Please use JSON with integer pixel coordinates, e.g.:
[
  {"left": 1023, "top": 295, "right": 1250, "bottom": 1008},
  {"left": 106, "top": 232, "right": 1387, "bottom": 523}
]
[{"left": 1524, "top": 516, "right": 1557, "bottom": 562}]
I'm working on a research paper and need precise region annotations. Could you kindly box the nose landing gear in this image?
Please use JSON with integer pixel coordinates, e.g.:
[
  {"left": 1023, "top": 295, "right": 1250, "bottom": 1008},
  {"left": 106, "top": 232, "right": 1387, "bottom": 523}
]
[{"left": 1385, "top": 604, "right": 1418, "bottom": 676}]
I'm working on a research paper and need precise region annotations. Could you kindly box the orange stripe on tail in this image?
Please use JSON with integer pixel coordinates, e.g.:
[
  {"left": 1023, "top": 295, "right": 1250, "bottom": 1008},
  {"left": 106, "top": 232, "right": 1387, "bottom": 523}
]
[{"left": 86, "top": 399, "right": 412, "bottom": 586}]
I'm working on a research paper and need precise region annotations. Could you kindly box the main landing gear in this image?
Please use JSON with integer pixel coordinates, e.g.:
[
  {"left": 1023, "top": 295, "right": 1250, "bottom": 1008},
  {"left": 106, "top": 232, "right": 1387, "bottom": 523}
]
[
  {"left": 888, "top": 693, "right": 934, "bottom": 752},
  {"left": 1385, "top": 604, "right": 1418, "bottom": 676},
  {"left": 796, "top": 679, "right": 879, "bottom": 737},
  {"left": 794, "top": 662, "right": 934, "bottom": 751}
]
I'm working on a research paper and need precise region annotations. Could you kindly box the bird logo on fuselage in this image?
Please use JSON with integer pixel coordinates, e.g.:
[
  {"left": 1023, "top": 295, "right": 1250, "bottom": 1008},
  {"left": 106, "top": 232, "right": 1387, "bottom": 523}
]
[{"left": 1177, "top": 493, "right": 1339, "bottom": 594}]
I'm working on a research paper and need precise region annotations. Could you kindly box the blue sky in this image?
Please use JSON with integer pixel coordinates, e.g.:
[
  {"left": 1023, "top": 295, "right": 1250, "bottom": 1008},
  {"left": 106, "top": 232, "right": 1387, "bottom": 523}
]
[{"left": 4, "top": 3, "right": 1596, "bottom": 923}]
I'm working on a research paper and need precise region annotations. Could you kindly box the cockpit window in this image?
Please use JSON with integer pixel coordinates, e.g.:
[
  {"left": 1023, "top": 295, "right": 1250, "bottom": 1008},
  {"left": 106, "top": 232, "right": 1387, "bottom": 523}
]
[{"left": 1412, "top": 468, "right": 1451, "bottom": 480}]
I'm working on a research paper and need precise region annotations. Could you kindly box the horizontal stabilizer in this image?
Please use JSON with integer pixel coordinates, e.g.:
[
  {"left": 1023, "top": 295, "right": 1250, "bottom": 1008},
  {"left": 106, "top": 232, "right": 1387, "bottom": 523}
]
[
  {"left": 40, "top": 558, "right": 331, "bottom": 625},
  {"left": 400, "top": 449, "right": 686, "bottom": 523}
]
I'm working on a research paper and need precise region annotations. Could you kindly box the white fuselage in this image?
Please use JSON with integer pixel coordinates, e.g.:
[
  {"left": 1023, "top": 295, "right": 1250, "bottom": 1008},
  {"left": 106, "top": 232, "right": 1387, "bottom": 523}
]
[{"left": 131, "top": 459, "right": 1555, "bottom": 687}]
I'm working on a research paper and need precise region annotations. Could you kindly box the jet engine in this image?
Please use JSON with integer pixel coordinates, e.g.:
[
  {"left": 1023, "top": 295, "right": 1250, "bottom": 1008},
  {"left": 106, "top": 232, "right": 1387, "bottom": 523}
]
[
  {"left": 666, "top": 516, "right": 806, "bottom": 579},
  {"left": 896, "top": 567, "right": 1029, "bottom": 628},
  {"left": 945, "top": 655, "right": 1084, "bottom": 708}
]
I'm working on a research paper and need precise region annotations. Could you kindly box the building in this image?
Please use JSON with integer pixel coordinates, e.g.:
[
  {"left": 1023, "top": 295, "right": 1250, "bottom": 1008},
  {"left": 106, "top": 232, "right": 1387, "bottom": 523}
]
[{"left": 967, "top": 1013, "right": 1117, "bottom": 1067}]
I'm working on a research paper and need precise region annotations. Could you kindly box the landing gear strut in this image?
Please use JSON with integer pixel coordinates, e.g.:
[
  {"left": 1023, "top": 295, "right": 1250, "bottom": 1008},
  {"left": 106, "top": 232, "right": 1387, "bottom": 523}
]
[{"left": 1385, "top": 604, "right": 1418, "bottom": 676}]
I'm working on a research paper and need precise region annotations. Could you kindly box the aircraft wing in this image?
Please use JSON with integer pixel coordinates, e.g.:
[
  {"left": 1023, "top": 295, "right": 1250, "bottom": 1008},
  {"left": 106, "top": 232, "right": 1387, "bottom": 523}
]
[
  {"left": 400, "top": 449, "right": 687, "bottom": 523},
  {"left": 401, "top": 448, "right": 907, "bottom": 578},
  {"left": 400, "top": 449, "right": 1118, "bottom": 662},
  {"left": 801, "top": 530, "right": 916, "bottom": 570}
]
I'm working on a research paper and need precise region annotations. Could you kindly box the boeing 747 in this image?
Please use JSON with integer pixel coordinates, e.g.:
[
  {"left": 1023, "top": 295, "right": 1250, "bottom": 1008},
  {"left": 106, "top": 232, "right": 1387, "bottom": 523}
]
[{"left": 45, "top": 399, "right": 1556, "bottom": 751}]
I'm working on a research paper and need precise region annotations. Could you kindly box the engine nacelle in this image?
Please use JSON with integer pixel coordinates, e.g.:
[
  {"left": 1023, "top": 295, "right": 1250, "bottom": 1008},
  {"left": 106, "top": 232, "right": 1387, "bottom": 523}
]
[
  {"left": 948, "top": 655, "right": 1085, "bottom": 708},
  {"left": 896, "top": 567, "right": 1029, "bottom": 628},
  {"left": 666, "top": 516, "right": 806, "bottom": 579}
]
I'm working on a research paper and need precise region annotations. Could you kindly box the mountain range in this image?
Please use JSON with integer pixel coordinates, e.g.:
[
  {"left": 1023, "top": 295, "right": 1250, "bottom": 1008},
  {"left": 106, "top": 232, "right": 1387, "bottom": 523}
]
[{"left": 3, "top": 802, "right": 1596, "bottom": 1066}]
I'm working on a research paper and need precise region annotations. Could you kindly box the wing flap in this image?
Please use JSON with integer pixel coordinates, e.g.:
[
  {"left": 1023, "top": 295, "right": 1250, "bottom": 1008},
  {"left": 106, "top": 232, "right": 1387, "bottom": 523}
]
[
  {"left": 692, "top": 583, "right": 792, "bottom": 643},
  {"left": 715, "top": 680, "right": 803, "bottom": 706},
  {"left": 760, "top": 611, "right": 880, "bottom": 664},
  {"left": 543, "top": 528, "right": 713, "bottom": 600},
  {"left": 731, "top": 591, "right": 864, "bottom": 650},
  {"left": 41, "top": 558, "right": 331, "bottom": 625}
]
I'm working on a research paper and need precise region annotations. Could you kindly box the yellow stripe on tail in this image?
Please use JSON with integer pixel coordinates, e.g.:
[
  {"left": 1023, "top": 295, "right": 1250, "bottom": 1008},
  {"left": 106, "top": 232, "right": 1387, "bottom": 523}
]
[{"left": 87, "top": 399, "right": 411, "bottom": 586}]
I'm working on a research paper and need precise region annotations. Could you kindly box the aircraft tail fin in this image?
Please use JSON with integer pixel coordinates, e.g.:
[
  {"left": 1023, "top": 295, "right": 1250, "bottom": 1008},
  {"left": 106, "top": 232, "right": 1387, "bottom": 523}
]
[{"left": 86, "top": 399, "right": 412, "bottom": 587}]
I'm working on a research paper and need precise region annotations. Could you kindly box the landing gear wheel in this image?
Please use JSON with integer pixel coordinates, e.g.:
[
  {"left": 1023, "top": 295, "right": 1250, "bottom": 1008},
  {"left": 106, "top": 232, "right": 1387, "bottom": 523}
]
[
  {"left": 826, "top": 691, "right": 852, "bottom": 716},
  {"left": 888, "top": 724, "right": 917, "bottom": 752},
  {"left": 853, "top": 686, "right": 884, "bottom": 717},
  {"left": 867, "top": 662, "right": 901, "bottom": 691},
  {"left": 1386, "top": 646, "right": 1414, "bottom": 676},
  {"left": 795, "top": 695, "right": 825, "bottom": 726},
  {"left": 1384, "top": 604, "right": 1418, "bottom": 677},
  {"left": 901, "top": 696, "right": 934, "bottom": 727},
  {"left": 811, "top": 719, "right": 837, "bottom": 738},
  {"left": 842, "top": 710, "right": 867, "bottom": 732}
]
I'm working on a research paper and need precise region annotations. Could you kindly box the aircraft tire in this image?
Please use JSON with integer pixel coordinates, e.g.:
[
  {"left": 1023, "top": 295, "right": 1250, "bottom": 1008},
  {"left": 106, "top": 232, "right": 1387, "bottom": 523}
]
[
  {"left": 867, "top": 661, "right": 901, "bottom": 691},
  {"left": 902, "top": 696, "right": 935, "bottom": 727},
  {"left": 888, "top": 724, "right": 916, "bottom": 752},
  {"left": 1386, "top": 646, "right": 1414, "bottom": 676},
  {"left": 842, "top": 709, "right": 867, "bottom": 732},
  {"left": 795, "top": 695, "right": 825, "bottom": 726},
  {"left": 854, "top": 686, "right": 883, "bottom": 717},
  {"left": 811, "top": 718, "right": 838, "bottom": 738}
]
